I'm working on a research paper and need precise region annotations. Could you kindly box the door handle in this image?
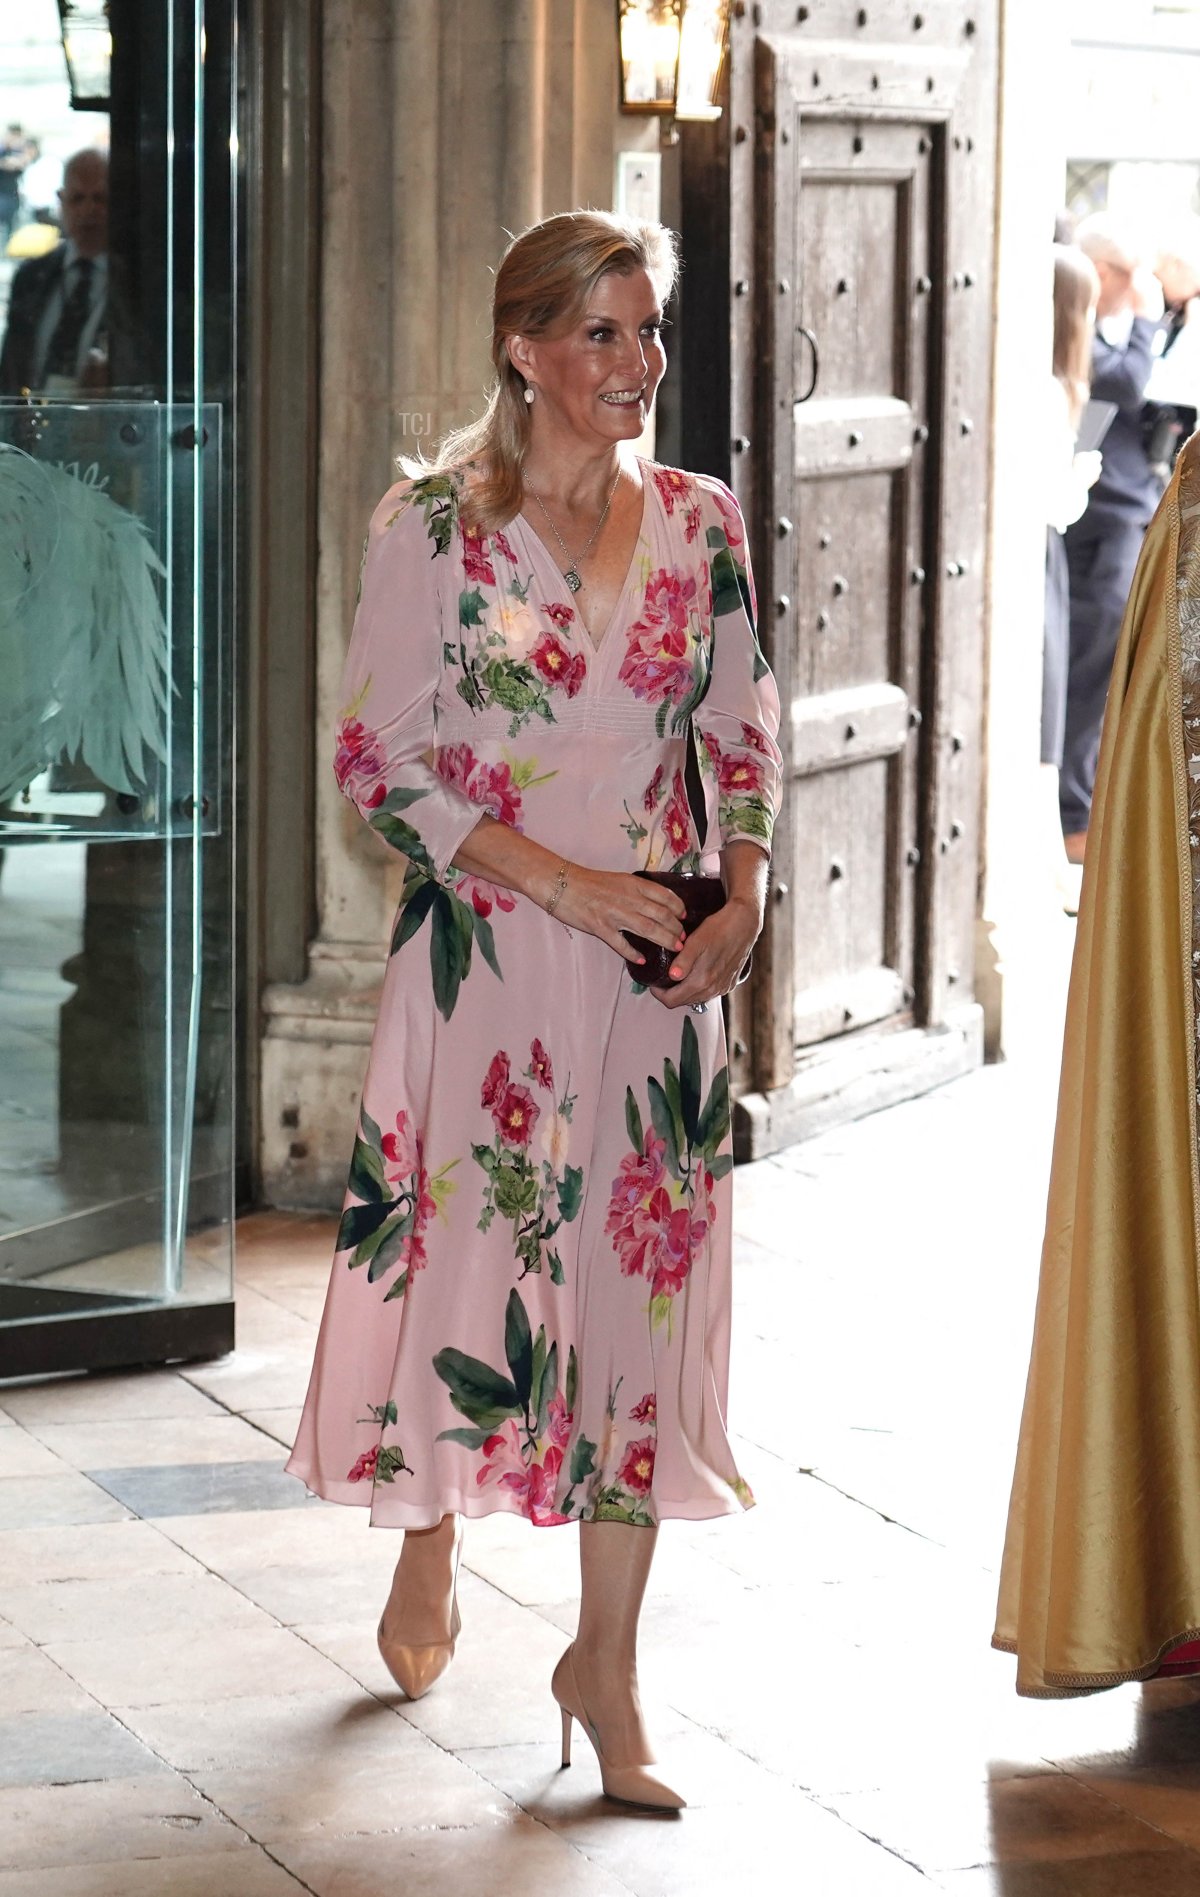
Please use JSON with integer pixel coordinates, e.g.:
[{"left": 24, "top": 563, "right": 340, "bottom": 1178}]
[{"left": 797, "top": 327, "right": 819, "bottom": 403}]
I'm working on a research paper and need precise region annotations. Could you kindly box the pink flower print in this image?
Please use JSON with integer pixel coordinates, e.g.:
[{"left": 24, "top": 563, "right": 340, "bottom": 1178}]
[
  {"left": 653, "top": 466, "right": 692, "bottom": 516},
  {"left": 629, "top": 1392, "right": 657, "bottom": 1426},
  {"left": 717, "top": 751, "right": 766, "bottom": 796},
  {"left": 437, "top": 747, "right": 525, "bottom": 828},
  {"left": 546, "top": 601, "right": 575, "bottom": 630},
  {"left": 347, "top": 1446, "right": 379, "bottom": 1483},
  {"left": 643, "top": 764, "right": 665, "bottom": 812},
  {"left": 684, "top": 502, "right": 702, "bottom": 544},
  {"left": 493, "top": 529, "right": 518, "bottom": 565},
  {"left": 333, "top": 717, "right": 385, "bottom": 794},
  {"left": 618, "top": 1437, "right": 656, "bottom": 1494},
  {"left": 649, "top": 1199, "right": 711, "bottom": 1299},
  {"left": 619, "top": 569, "right": 698, "bottom": 707},
  {"left": 529, "top": 1038, "right": 554, "bottom": 1092},
  {"left": 739, "top": 721, "right": 772, "bottom": 755},
  {"left": 461, "top": 876, "right": 517, "bottom": 919},
  {"left": 475, "top": 760, "right": 522, "bottom": 827},
  {"left": 381, "top": 1109, "right": 420, "bottom": 1180},
  {"left": 404, "top": 1165, "right": 438, "bottom": 1275},
  {"left": 662, "top": 773, "right": 693, "bottom": 859},
  {"left": 478, "top": 1424, "right": 569, "bottom": 1525},
  {"left": 481, "top": 1050, "right": 511, "bottom": 1109},
  {"left": 710, "top": 481, "right": 745, "bottom": 550},
  {"left": 493, "top": 1081, "right": 539, "bottom": 1148},
  {"left": 461, "top": 524, "right": 496, "bottom": 586},
  {"left": 546, "top": 1390, "right": 573, "bottom": 1452},
  {"left": 363, "top": 781, "right": 387, "bottom": 810},
  {"left": 606, "top": 1128, "right": 667, "bottom": 1227},
  {"left": 531, "top": 632, "right": 586, "bottom": 699}
]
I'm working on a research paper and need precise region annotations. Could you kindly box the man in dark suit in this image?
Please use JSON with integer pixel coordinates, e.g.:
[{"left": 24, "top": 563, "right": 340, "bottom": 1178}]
[
  {"left": 1060, "top": 216, "right": 1165, "bottom": 861},
  {"left": 0, "top": 149, "right": 109, "bottom": 396}
]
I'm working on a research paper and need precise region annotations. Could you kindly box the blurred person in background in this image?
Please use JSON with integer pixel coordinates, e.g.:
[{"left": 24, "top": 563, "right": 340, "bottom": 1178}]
[
  {"left": 0, "top": 124, "right": 33, "bottom": 246},
  {"left": 1141, "top": 216, "right": 1200, "bottom": 483},
  {"left": 1060, "top": 215, "right": 1164, "bottom": 864},
  {"left": 1042, "top": 244, "right": 1102, "bottom": 910},
  {"left": 0, "top": 149, "right": 108, "bottom": 395}
]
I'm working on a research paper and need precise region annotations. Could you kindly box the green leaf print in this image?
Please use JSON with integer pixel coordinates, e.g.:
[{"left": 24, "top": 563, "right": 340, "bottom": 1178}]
[
  {"left": 347, "top": 1134, "right": 387, "bottom": 1204},
  {"left": 570, "top": 1434, "right": 598, "bottom": 1485},
  {"left": 436, "top": 1424, "right": 493, "bottom": 1450},
  {"left": 494, "top": 1164, "right": 538, "bottom": 1220},
  {"left": 391, "top": 877, "right": 437, "bottom": 955},
  {"left": 529, "top": 1325, "right": 549, "bottom": 1421},
  {"left": 679, "top": 1017, "right": 702, "bottom": 1149},
  {"left": 696, "top": 1062, "right": 731, "bottom": 1161},
  {"left": 459, "top": 586, "right": 487, "bottom": 627},
  {"left": 432, "top": 1347, "right": 522, "bottom": 1431},
  {"left": 548, "top": 1252, "right": 565, "bottom": 1285},
  {"left": 360, "top": 1105, "right": 384, "bottom": 1150},
  {"left": 472, "top": 910, "right": 501, "bottom": 978},
  {"left": 645, "top": 1076, "right": 679, "bottom": 1176},
  {"left": 535, "top": 1341, "right": 559, "bottom": 1438},
  {"left": 567, "top": 1343, "right": 579, "bottom": 1414},
  {"left": 374, "top": 1445, "right": 413, "bottom": 1483},
  {"left": 382, "top": 1268, "right": 410, "bottom": 1302},
  {"left": 625, "top": 1087, "right": 644, "bottom": 1153},
  {"left": 366, "top": 1216, "right": 415, "bottom": 1284},
  {"left": 707, "top": 536, "right": 744, "bottom": 619},
  {"left": 557, "top": 1164, "right": 583, "bottom": 1225},
  {"left": 338, "top": 1198, "right": 392, "bottom": 1254},
  {"left": 709, "top": 1151, "right": 735, "bottom": 1181},
  {"left": 430, "top": 889, "right": 471, "bottom": 1020},
  {"left": 504, "top": 1288, "right": 534, "bottom": 1410}
]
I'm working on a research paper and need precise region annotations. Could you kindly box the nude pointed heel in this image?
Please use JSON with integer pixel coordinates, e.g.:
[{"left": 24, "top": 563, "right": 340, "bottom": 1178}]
[
  {"left": 377, "top": 1524, "right": 462, "bottom": 1701},
  {"left": 550, "top": 1645, "right": 685, "bottom": 1812}
]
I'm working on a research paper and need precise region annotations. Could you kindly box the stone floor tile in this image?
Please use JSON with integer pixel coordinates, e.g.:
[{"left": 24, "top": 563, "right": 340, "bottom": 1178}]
[
  {"left": 1065, "top": 1769, "right": 1200, "bottom": 1850},
  {"left": 0, "top": 1775, "right": 254, "bottom": 1870},
  {"left": 240, "top": 1406, "right": 303, "bottom": 1447},
  {"left": 180, "top": 1351, "right": 315, "bottom": 1412},
  {"left": 87, "top": 1457, "right": 310, "bottom": 1518},
  {"left": 1, "top": 1568, "right": 271, "bottom": 1646},
  {"left": 0, "top": 1370, "right": 225, "bottom": 1424},
  {"left": 935, "top": 1854, "right": 1200, "bottom": 1896},
  {"left": 119, "top": 1690, "right": 412, "bottom": 1773},
  {"left": 195, "top": 1732, "right": 514, "bottom": 1841},
  {"left": 246, "top": 1281, "right": 329, "bottom": 1324},
  {"left": 0, "top": 1850, "right": 307, "bottom": 1896},
  {"left": 274, "top": 1818, "right": 637, "bottom": 1897},
  {"left": 822, "top": 1771, "right": 1175, "bottom": 1875},
  {"left": 23, "top": 1413, "right": 286, "bottom": 1471},
  {"left": 150, "top": 1500, "right": 377, "bottom": 1571},
  {"left": 48, "top": 1623, "right": 352, "bottom": 1708},
  {"left": 0, "top": 1615, "right": 25, "bottom": 1648},
  {"left": 541, "top": 1796, "right": 936, "bottom": 1896},
  {"left": 0, "top": 1709, "right": 169, "bottom": 1788},
  {"left": 0, "top": 1518, "right": 200, "bottom": 1586},
  {"left": 0, "top": 1640, "right": 95, "bottom": 1713},
  {"left": 0, "top": 1472, "right": 129, "bottom": 1531},
  {"left": 221, "top": 1550, "right": 397, "bottom": 1627},
  {"left": 0, "top": 1425, "right": 72, "bottom": 1478}
]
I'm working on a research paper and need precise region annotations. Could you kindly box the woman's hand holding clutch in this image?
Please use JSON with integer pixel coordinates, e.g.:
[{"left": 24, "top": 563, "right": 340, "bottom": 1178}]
[
  {"left": 548, "top": 865, "right": 687, "bottom": 964},
  {"left": 651, "top": 896, "right": 762, "bottom": 1010}
]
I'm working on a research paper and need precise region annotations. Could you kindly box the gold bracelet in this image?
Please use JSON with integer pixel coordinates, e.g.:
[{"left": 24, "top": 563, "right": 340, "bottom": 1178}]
[{"left": 544, "top": 862, "right": 569, "bottom": 919}]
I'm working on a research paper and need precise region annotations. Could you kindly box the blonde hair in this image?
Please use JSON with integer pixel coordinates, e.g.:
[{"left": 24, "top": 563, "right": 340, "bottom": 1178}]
[
  {"left": 404, "top": 210, "right": 680, "bottom": 532},
  {"left": 1052, "top": 243, "right": 1099, "bottom": 428}
]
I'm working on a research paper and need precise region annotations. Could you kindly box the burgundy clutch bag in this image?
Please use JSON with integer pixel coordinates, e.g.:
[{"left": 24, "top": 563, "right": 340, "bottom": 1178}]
[{"left": 623, "top": 870, "right": 726, "bottom": 988}]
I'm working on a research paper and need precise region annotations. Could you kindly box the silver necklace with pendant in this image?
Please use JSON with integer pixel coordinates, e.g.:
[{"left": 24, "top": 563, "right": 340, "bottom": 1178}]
[{"left": 525, "top": 467, "right": 621, "bottom": 594}]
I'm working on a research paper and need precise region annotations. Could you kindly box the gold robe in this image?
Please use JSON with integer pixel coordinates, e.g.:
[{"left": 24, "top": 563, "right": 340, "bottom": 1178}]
[{"left": 994, "top": 435, "right": 1200, "bottom": 1696}]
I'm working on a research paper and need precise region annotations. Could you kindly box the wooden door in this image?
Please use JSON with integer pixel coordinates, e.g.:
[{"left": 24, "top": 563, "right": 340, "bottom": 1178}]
[{"left": 682, "top": 2, "right": 997, "bottom": 1158}]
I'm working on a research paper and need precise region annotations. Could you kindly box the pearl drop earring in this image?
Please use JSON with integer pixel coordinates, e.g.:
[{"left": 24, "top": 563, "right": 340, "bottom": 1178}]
[{"left": 524, "top": 385, "right": 535, "bottom": 405}]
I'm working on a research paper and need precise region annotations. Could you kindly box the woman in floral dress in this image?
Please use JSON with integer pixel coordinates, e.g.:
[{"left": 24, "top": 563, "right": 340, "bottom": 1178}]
[{"left": 287, "top": 211, "right": 781, "bottom": 1809}]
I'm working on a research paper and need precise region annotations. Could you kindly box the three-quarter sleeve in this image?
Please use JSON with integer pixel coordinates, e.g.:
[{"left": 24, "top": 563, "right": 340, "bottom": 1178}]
[
  {"left": 333, "top": 480, "right": 483, "bottom": 883},
  {"left": 692, "top": 476, "right": 783, "bottom": 857}
]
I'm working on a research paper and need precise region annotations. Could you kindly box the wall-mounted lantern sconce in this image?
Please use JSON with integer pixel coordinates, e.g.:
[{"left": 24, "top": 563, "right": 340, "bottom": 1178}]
[
  {"left": 617, "top": 0, "right": 730, "bottom": 123},
  {"left": 57, "top": 0, "right": 112, "bottom": 112}
]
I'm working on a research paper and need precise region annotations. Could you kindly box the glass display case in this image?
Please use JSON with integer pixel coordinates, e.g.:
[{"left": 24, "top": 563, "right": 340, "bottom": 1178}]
[{"left": 0, "top": 0, "right": 237, "bottom": 1378}]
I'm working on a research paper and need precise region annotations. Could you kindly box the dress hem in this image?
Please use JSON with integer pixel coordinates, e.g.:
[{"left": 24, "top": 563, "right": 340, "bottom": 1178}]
[{"left": 284, "top": 1458, "right": 754, "bottom": 1530}]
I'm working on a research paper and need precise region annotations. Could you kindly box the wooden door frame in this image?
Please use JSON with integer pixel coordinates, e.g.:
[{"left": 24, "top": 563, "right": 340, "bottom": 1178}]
[{"left": 682, "top": 4, "right": 995, "bottom": 1159}]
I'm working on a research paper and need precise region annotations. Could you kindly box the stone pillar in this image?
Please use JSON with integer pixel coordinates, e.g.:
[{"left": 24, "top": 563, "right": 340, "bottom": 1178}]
[
  {"left": 974, "top": 0, "right": 1076, "bottom": 1062},
  {"left": 261, "top": 0, "right": 628, "bottom": 1206}
]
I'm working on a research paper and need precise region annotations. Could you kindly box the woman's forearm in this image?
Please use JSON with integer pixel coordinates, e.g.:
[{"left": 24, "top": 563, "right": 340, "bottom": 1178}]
[
  {"left": 451, "top": 814, "right": 564, "bottom": 909},
  {"left": 722, "top": 838, "right": 769, "bottom": 926}
]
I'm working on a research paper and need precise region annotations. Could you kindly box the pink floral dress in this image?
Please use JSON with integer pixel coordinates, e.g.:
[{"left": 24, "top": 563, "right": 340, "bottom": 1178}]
[{"left": 286, "top": 458, "right": 782, "bottom": 1528}]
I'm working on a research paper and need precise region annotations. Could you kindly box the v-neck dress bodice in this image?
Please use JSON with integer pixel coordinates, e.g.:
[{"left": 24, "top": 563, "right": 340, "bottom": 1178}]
[{"left": 287, "top": 458, "right": 783, "bottom": 1529}]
